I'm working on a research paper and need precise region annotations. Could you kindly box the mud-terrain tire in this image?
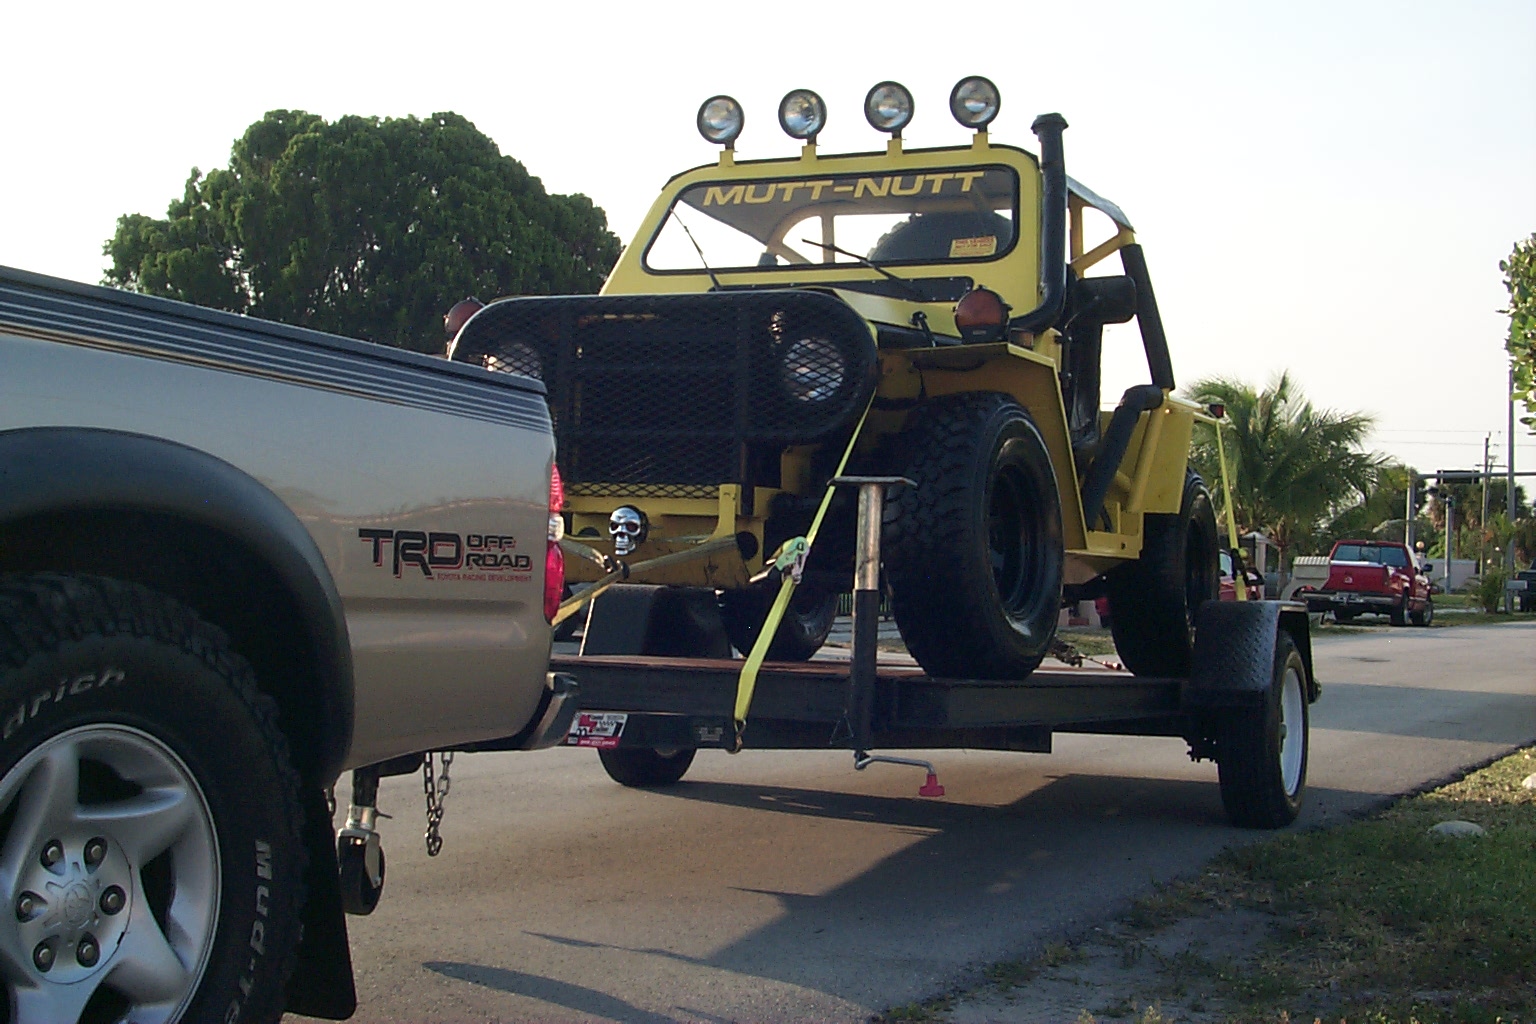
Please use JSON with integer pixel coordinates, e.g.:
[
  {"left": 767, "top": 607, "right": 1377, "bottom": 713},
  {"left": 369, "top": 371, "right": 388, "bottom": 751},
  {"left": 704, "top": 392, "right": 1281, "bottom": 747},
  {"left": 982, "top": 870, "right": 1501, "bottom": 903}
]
[
  {"left": 885, "top": 393, "right": 1064, "bottom": 679},
  {"left": 597, "top": 748, "right": 696, "bottom": 788},
  {"left": 1215, "top": 632, "right": 1309, "bottom": 828},
  {"left": 719, "top": 585, "right": 837, "bottom": 662},
  {"left": 1410, "top": 599, "right": 1433, "bottom": 627},
  {"left": 0, "top": 573, "right": 305, "bottom": 1024},
  {"left": 1105, "top": 471, "right": 1220, "bottom": 677}
]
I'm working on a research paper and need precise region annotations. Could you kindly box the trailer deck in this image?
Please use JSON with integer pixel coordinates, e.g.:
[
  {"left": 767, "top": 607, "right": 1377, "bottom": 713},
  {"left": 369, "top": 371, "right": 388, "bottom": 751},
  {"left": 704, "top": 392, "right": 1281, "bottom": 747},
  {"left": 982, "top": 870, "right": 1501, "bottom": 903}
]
[{"left": 555, "top": 653, "right": 1190, "bottom": 753}]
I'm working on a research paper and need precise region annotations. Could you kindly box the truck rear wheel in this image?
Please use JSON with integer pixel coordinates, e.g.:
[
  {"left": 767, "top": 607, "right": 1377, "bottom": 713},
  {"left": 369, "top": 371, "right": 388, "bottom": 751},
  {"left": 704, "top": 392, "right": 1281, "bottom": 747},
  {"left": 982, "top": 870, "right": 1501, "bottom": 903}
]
[
  {"left": 719, "top": 585, "right": 838, "bottom": 662},
  {"left": 1410, "top": 599, "right": 1433, "bottom": 627},
  {"left": 1389, "top": 596, "right": 1409, "bottom": 627},
  {"left": 1215, "top": 631, "right": 1309, "bottom": 828},
  {"left": 885, "top": 393, "right": 1064, "bottom": 679},
  {"left": 597, "top": 748, "right": 696, "bottom": 787},
  {"left": 1105, "top": 471, "right": 1219, "bottom": 677},
  {"left": 0, "top": 573, "right": 305, "bottom": 1024}
]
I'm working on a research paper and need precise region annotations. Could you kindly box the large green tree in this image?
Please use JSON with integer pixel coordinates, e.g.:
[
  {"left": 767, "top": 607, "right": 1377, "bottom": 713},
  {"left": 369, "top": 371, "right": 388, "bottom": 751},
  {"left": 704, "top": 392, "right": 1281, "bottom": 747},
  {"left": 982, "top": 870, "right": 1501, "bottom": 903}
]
[
  {"left": 1187, "top": 372, "right": 1387, "bottom": 560},
  {"left": 105, "top": 110, "right": 621, "bottom": 353},
  {"left": 1506, "top": 234, "right": 1536, "bottom": 430}
]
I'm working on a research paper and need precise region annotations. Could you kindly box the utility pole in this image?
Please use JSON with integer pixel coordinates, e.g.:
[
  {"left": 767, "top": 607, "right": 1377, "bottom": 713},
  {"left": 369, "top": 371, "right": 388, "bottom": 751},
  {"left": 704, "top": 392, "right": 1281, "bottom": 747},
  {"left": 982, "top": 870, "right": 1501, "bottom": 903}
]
[
  {"left": 1508, "top": 366, "right": 1519, "bottom": 611},
  {"left": 1481, "top": 434, "right": 1492, "bottom": 573},
  {"left": 1405, "top": 475, "right": 1416, "bottom": 548}
]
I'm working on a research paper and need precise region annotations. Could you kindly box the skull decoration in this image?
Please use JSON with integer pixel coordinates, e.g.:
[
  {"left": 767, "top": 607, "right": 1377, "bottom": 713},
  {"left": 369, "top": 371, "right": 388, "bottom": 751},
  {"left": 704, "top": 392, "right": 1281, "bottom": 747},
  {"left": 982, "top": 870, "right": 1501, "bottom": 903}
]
[{"left": 608, "top": 506, "right": 648, "bottom": 556}]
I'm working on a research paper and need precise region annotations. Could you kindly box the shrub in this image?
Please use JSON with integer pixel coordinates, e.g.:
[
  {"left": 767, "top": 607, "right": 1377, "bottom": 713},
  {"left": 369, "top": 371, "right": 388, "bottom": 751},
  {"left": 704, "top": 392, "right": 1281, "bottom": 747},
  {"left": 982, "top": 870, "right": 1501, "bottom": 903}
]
[{"left": 1476, "top": 566, "right": 1509, "bottom": 612}]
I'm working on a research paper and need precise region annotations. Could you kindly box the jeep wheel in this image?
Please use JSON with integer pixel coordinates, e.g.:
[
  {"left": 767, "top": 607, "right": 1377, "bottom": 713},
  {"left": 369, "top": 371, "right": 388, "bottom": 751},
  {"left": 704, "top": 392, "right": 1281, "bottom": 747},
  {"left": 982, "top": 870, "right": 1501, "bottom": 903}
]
[
  {"left": 720, "top": 585, "right": 838, "bottom": 661},
  {"left": 0, "top": 574, "right": 305, "bottom": 1024},
  {"left": 597, "top": 748, "right": 696, "bottom": 787},
  {"left": 1215, "top": 631, "right": 1309, "bottom": 828},
  {"left": 885, "top": 393, "right": 1064, "bottom": 679},
  {"left": 1410, "top": 599, "right": 1433, "bottom": 627},
  {"left": 1105, "top": 471, "right": 1220, "bottom": 677}
]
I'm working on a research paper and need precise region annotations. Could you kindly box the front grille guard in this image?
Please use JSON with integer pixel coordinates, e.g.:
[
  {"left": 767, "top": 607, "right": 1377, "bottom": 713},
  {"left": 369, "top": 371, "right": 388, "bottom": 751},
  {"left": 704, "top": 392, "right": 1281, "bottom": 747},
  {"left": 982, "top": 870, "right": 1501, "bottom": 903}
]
[{"left": 452, "top": 291, "right": 878, "bottom": 502}]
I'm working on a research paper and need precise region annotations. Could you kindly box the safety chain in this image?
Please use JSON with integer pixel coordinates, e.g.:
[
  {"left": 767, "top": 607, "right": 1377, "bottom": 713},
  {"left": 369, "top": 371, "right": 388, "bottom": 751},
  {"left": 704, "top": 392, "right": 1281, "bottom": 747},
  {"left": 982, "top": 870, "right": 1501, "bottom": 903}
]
[{"left": 422, "top": 751, "right": 454, "bottom": 857}]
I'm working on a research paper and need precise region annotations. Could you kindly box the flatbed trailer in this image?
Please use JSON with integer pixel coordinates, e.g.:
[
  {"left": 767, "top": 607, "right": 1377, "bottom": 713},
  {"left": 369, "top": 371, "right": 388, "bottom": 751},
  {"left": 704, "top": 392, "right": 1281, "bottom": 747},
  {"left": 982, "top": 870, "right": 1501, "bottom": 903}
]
[{"left": 556, "top": 598, "right": 1319, "bottom": 829}]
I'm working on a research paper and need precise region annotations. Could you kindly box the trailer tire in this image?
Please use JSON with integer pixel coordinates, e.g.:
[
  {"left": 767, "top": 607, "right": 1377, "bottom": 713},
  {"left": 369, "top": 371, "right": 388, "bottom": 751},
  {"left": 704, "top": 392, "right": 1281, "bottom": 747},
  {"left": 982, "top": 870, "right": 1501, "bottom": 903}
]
[
  {"left": 597, "top": 747, "right": 696, "bottom": 787},
  {"left": 1106, "top": 471, "right": 1219, "bottom": 677},
  {"left": 885, "top": 393, "right": 1063, "bottom": 679},
  {"left": 0, "top": 573, "right": 305, "bottom": 1024},
  {"left": 1216, "top": 631, "right": 1309, "bottom": 828},
  {"left": 720, "top": 585, "right": 838, "bottom": 662}
]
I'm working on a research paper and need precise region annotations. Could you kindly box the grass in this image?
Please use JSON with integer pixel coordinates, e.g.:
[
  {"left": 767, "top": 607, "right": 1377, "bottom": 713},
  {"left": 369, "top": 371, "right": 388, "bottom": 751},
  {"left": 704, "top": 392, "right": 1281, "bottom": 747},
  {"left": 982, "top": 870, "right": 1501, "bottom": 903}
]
[{"left": 1132, "top": 747, "right": 1536, "bottom": 1023}]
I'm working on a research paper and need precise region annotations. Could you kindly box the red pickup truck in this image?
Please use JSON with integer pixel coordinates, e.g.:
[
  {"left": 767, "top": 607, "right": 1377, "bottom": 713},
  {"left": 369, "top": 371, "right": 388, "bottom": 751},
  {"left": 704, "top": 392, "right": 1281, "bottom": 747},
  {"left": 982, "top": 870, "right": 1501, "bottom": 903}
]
[{"left": 1301, "top": 540, "right": 1434, "bottom": 626}]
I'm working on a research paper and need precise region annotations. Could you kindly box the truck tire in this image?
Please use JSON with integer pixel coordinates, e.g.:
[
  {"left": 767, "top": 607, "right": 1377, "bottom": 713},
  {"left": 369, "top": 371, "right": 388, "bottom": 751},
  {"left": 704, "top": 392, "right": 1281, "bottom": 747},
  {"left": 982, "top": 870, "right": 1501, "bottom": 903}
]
[
  {"left": 0, "top": 573, "right": 305, "bottom": 1024},
  {"left": 1332, "top": 609, "right": 1358, "bottom": 624},
  {"left": 1105, "top": 471, "right": 1219, "bottom": 677},
  {"left": 719, "top": 585, "right": 838, "bottom": 661},
  {"left": 885, "top": 394, "right": 1064, "bottom": 679},
  {"left": 1410, "top": 599, "right": 1433, "bottom": 627},
  {"left": 1215, "top": 631, "right": 1309, "bottom": 828},
  {"left": 1389, "top": 595, "right": 1408, "bottom": 627},
  {"left": 597, "top": 747, "right": 696, "bottom": 787}
]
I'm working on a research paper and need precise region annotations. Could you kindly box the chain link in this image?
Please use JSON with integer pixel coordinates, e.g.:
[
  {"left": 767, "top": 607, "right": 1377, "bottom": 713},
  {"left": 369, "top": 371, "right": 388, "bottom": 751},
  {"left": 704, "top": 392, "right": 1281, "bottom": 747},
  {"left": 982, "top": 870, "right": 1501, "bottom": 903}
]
[{"left": 421, "top": 751, "right": 454, "bottom": 856}]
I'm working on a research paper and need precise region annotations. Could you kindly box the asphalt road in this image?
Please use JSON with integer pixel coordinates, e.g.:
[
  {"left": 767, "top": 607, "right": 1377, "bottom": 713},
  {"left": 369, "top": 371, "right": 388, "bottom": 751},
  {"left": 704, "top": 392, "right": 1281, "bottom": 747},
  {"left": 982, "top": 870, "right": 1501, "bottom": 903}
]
[{"left": 305, "top": 621, "right": 1536, "bottom": 1024}]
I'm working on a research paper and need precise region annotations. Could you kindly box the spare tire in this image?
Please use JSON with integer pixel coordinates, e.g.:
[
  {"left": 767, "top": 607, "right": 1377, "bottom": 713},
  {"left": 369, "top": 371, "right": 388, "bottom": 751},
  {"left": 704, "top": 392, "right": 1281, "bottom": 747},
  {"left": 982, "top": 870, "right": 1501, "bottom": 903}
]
[
  {"left": 1106, "top": 470, "right": 1220, "bottom": 677},
  {"left": 885, "top": 393, "right": 1064, "bottom": 679}
]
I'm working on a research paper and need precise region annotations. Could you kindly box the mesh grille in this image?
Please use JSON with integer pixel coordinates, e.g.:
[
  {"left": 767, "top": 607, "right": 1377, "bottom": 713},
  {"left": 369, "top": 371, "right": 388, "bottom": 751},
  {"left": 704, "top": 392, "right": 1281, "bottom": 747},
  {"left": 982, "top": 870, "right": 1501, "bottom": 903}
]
[
  {"left": 567, "top": 482, "right": 720, "bottom": 500},
  {"left": 453, "top": 291, "right": 877, "bottom": 488}
]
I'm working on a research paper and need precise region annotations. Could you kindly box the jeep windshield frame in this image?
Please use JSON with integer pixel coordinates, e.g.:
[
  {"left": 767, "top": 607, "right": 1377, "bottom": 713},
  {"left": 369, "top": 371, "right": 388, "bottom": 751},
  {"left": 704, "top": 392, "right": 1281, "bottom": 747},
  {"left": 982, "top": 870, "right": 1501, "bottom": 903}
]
[{"left": 641, "top": 164, "right": 1021, "bottom": 278}]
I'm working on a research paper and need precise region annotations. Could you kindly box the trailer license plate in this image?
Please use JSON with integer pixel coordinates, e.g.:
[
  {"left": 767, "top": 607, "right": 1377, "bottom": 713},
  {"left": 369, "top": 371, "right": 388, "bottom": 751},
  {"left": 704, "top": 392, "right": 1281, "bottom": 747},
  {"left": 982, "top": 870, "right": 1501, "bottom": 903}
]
[{"left": 567, "top": 712, "right": 627, "bottom": 749}]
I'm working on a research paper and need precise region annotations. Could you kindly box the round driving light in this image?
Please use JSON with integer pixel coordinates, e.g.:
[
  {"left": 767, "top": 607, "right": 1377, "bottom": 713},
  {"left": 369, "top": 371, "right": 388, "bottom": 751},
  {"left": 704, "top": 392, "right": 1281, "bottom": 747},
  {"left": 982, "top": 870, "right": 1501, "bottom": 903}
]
[
  {"left": 697, "top": 95, "right": 744, "bottom": 146},
  {"left": 954, "top": 286, "right": 1011, "bottom": 342},
  {"left": 778, "top": 89, "right": 827, "bottom": 142},
  {"left": 864, "top": 81, "right": 914, "bottom": 135},
  {"left": 780, "top": 336, "right": 846, "bottom": 403},
  {"left": 949, "top": 76, "right": 1001, "bottom": 129}
]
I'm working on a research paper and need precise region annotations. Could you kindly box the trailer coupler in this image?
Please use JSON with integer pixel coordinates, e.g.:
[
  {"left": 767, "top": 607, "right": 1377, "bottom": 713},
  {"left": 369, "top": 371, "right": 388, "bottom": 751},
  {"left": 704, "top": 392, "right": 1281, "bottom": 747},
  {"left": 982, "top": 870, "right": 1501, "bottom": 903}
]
[{"left": 855, "top": 751, "right": 946, "bottom": 797}]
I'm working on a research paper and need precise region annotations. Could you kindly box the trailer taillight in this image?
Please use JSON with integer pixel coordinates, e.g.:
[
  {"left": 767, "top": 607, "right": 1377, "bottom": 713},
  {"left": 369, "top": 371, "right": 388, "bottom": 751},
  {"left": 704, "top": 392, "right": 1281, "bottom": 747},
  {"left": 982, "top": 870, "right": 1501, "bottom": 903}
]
[{"left": 545, "top": 463, "right": 566, "bottom": 623}]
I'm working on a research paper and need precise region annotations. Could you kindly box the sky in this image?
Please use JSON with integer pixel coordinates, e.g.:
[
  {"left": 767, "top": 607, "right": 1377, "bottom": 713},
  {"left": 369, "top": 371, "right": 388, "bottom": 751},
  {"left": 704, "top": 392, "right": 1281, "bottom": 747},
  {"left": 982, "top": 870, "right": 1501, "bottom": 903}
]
[{"left": 4, "top": 0, "right": 1533, "bottom": 484}]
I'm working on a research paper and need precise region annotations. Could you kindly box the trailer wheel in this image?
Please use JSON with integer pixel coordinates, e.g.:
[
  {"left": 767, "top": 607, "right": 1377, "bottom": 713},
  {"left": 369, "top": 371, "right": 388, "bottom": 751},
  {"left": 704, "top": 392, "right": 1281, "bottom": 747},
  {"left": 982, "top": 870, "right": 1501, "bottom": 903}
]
[
  {"left": 1216, "top": 632, "right": 1309, "bottom": 828},
  {"left": 1410, "top": 599, "right": 1433, "bottom": 627},
  {"left": 1106, "top": 471, "right": 1219, "bottom": 677},
  {"left": 720, "top": 585, "right": 838, "bottom": 661},
  {"left": 597, "top": 748, "right": 697, "bottom": 788},
  {"left": 885, "top": 393, "right": 1064, "bottom": 679},
  {"left": 0, "top": 573, "right": 305, "bottom": 1024}
]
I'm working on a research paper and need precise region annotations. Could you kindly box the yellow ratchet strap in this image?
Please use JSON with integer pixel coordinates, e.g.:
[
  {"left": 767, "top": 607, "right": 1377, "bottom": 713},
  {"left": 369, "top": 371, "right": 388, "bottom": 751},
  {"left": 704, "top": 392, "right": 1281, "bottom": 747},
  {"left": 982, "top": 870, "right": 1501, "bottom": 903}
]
[
  {"left": 1213, "top": 418, "right": 1246, "bottom": 601},
  {"left": 732, "top": 398, "right": 875, "bottom": 747}
]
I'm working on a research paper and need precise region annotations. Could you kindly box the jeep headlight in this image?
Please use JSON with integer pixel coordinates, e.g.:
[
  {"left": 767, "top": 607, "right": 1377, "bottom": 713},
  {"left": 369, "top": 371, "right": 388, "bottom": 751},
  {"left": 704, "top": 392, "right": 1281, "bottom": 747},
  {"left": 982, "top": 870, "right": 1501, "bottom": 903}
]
[{"left": 779, "top": 336, "right": 845, "bottom": 403}]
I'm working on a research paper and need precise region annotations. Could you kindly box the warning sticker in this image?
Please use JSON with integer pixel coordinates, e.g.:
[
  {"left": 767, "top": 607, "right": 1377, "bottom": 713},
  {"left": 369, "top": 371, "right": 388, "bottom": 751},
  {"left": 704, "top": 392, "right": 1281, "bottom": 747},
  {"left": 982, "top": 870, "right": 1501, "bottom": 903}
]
[
  {"left": 567, "top": 712, "right": 627, "bottom": 749},
  {"left": 948, "top": 235, "right": 998, "bottom": 258}
]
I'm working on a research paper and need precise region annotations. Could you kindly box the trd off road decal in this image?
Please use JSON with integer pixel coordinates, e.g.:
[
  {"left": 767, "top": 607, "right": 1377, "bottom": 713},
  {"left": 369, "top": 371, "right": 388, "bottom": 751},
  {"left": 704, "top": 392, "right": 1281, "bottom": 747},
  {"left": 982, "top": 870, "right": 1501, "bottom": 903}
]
[
  {"left": 358, "top": 529, "right": 533, "bottom": 582},
  {"left": 567, "top": 712, "right": 627, "bottom": 749}
]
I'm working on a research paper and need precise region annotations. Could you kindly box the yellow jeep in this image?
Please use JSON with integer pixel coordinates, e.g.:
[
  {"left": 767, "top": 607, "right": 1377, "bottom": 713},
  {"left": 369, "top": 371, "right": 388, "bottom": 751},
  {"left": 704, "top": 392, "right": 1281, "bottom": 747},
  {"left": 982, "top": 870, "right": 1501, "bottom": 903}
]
[{"left": 451, "top": 78, "right": 1220, "bottom": 681}]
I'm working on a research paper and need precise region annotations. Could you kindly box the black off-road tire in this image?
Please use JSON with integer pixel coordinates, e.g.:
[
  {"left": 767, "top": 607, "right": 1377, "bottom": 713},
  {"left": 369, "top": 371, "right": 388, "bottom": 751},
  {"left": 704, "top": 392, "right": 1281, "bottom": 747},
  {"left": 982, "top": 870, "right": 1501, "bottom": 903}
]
[
  {"left": 597, "top": 747, "right": 697, "bottom": 788},
  {"left": 0, "top": 573, "right": 306, "bottom": 1024},
  {"left": 719, "top": 585, "right": 838, "bottom": 662},
  {"left": 1410, "top": 599, "right": 1433, "bottom": 627},
  {"left": 1105, "top": 471, "right": 1220, "bottom": 677},
  {"left": 884, "top": 393, "right": 1064, "bottom": 680},
  {"left": 1215, "top": 632, "right": 1309, "bottom": 829}
]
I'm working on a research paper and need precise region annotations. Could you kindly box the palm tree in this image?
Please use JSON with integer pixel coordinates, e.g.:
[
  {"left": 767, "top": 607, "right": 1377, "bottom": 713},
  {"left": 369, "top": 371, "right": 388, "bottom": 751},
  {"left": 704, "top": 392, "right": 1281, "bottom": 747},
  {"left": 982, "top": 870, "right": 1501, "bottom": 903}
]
[{"left": 1187, "top": 372, "right": 1387, "bottom": 562}]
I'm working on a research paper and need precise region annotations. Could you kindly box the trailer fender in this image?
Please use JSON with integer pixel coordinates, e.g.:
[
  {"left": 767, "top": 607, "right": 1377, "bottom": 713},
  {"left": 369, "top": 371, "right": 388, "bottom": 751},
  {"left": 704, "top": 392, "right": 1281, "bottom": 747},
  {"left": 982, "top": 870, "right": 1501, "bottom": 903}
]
[{"left": 1182, "top": 600, "right": 1316, "bottom": 710}]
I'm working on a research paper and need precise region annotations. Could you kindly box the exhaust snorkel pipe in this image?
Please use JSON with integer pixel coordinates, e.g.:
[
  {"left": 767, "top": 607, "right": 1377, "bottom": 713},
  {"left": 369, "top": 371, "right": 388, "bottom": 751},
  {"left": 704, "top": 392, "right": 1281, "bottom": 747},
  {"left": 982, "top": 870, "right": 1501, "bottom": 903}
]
[{"left": 1009, "top": 113, "right": 1070, "bottom": 336}]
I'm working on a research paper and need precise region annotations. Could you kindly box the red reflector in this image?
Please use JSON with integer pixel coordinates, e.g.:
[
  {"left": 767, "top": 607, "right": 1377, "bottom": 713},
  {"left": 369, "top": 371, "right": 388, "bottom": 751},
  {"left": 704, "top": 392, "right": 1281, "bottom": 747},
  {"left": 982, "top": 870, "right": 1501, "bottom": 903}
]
[
  {"left": 549, "top": 462, "right": 565, "bottom": 513},
  {"left": 953, "top": 286, "right": 1010, "bottom": 342},
  {"left": 544, "top": 542, "right": 565, "bottom": 623}
]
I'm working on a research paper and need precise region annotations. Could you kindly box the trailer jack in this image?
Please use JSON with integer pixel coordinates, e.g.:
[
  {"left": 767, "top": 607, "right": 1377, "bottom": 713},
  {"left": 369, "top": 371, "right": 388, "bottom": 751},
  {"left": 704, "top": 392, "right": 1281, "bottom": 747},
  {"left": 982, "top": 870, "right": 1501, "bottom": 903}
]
[{"left": 855, "top": 751, "right": 946, "bottom": 797}]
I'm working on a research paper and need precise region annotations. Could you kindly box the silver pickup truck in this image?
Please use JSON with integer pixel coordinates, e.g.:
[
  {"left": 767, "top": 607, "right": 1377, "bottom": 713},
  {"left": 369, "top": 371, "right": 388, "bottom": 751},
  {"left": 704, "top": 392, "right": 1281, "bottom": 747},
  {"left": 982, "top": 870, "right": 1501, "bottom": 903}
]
[{"left": 0, "top": 266, "right": 572, "bottom": 1023}]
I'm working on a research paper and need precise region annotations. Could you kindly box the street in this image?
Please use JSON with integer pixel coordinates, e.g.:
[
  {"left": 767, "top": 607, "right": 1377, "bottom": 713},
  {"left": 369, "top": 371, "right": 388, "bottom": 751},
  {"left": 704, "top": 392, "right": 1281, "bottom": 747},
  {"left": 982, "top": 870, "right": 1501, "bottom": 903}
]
[{"left": 309, "top": 622, "right": 1536, "bottom": 1024}]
